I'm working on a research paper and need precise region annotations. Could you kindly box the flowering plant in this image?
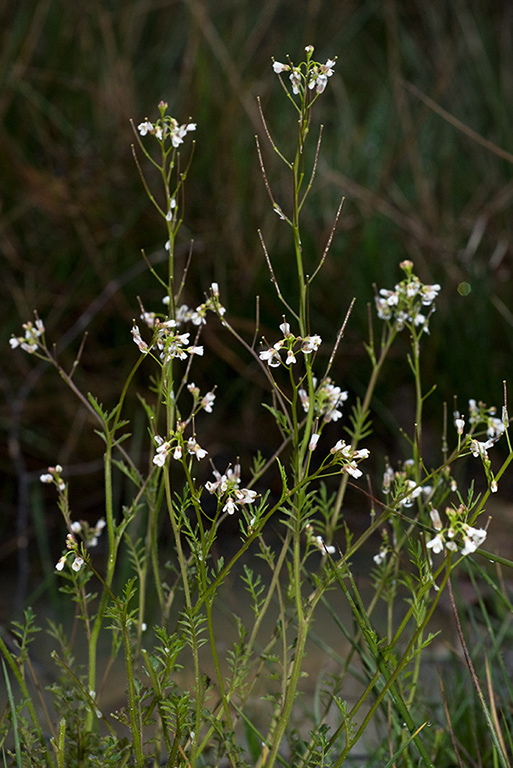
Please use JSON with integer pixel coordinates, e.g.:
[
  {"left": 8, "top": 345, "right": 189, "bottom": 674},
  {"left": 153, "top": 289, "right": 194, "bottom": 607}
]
[{"left": 3, "top": 46, "right": 513, "bottom": 768}]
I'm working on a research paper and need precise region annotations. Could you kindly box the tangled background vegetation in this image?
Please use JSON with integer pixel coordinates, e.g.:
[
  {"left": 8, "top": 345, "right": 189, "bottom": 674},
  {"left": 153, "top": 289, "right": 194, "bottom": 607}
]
[
  {"left": 1, "top": 1, "right": 513, "bottom": 766},
  {"left": 2, "top": 0, "right": 513, "bottom": 604}
]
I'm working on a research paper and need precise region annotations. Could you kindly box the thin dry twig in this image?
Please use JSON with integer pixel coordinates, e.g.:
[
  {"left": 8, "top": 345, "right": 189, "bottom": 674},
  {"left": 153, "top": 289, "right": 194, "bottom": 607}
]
[
  {"left": 257, "top": 229, "right": 298, "bottom": 319},
  {"left": 401, "top": 79, "right": 513, "bottom": 166},
  {"left": 448, "top": 577, "right": 511, "bottom": 768},
  {"left": 176, "top": 240, "right": 195, "bottom": 302},
  {"left": 257, "top": 96, "right": 292, "bottom": 168},
  {"left": 251, "top": 295, "right": 260, "bottom": 351},
  {"left": 437, "top": 670, "right": 465, "bottom": 768},
  {"left": 309, "top": 196, "right": 345, "bottom": 283},
  {"left": 485, "top": 656, "right": 511, "bottom": 767},
  {"left": 323, "top": 297, "right": 356, "bottom": 380},
  {"left": 69, "top": 332, "right": 88, "bottom": 380}
]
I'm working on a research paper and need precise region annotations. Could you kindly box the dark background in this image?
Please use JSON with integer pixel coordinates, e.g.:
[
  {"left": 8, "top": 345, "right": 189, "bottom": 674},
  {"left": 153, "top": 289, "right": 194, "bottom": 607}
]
[{"left": 1, "top": 0, "right": 512, "bottom": 610}]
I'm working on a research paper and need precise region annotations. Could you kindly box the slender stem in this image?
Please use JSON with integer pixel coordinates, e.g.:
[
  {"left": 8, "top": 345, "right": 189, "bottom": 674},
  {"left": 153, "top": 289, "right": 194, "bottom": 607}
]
[
  {"left": 163, "top": 468, "right": 201, "bottom": 763},
  {"left": 122, "top": 611, "right": 144, "bottom": 766},
  {"left": 86, "top": 437, "right": 117, "bottom": 730},
  {"left": 0, "top": 635, "right": 56, "bottom": 768},
  {"left": 331, "top": 325, "right": 397, "bottom": 528}
]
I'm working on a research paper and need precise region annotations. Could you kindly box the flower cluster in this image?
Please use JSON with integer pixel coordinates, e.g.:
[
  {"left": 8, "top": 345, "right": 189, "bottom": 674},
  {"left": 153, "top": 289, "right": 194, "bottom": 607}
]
[
  {"left": 426, "top": 506, "right": 487, "bottom": 556},
  {"left": 375, "top": 261, "right": 441, "bottom": 333},
  {"left": 382, "top": 459, "right": 440, "bottom": 507},
  {"left": 131, "top": 318, "right": 204, "bottom": 362},
  {"left": 305, "top": 523, "right": 336, "bottom": 555},
  {"left": 187, "top": 382, "right": 216, "bottom": 414},
  {"left": 259, "top": 323, "right": 321, "bottom": 367},
  {"left": 299, "top": 377, "right": 348, "bottom": 423},
  {"left": 161, "top": 289, "right": 226, "bottom": 327},
  {"left": 40, "top": 465, "right": 66, "bottom": 493},
  {"left": 272, "top": 46, "right": 336, "bottom": 96},
  {"left": 10, "top": 318, "right": 45, "bottom": 354},
  {"left": 373, "top": 546, "right": 388, "bottom": 566},
  {"left": 330, "top": 440, "right": 370, "bottom": 479},
  {"left": 55, "top": 533, "right": 84, "bottom": 573},
  {"left": 136, "top": 284, "right": 226, "bottom": 352},
  {"left": 453, "top": 398, "right": 508, "bottom": 446},
  {"left": 153, "top": 430, "right": 208, "bottom": 466},
  {"left": 137, "top": 112, "right": 196, "bottom": 148},
  {"left": 70, "top": 518, "right": 106, "bottom": 549},
  {"left": 468, "top": 398, "right": 507, "bottom": 439},
  {"left": 205, "top": 464, "right": 258, "bottom": 515}
]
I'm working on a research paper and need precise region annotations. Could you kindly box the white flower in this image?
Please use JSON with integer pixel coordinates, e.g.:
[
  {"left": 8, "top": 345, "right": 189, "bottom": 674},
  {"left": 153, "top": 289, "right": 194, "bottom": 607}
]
[
  {"left": 289, "top": 69, "right": 301, "bottom": 94},
  {"left": 259, "top": 346, "right": 282, "bottom": 367},
  {"left": 462, "top": 524, "right": 487, "bottom": 551},
  {"left": 165, "top": 199, "right": 176, "bottom": 220},
  {"left": 487, "top": 418, "right": 506, "bottom": 438},
  {"left": 170, "top": 121, "right": 196, "bottom": 147},
  {"left": 429, "top": 508, "right": 443, "bottom": 530},
  {"left": 300, "top": 378, "right": 348, "bottom": 423},
  {"left": 382, "top": 465, "right": 395, "bottom": 493},
  {"left": 72, "top": 556, "right": 84, "bottom": 572},
  {"left": 313, "top": 535, "right": 335, "bottom": 555},
  {"left": 223, "top": 497, "right": 236, "bottom": 515},
  {"left": 10, "top": 319, "right": 45, "bottom": 354},
  {"left": 302, "top": 335, "right": 322, "bottom": 353},
  {"left": 470, "top": 438, "right": 494, "bottom": 459},
  {"left": 331, "top": 439, "right": 352, "bottom": 456},
  {"left": 137, "top": 120, "right": 153, "bottom": 136},
  {"left": 187, "top": 438, "right": 208, "bottom": 460},
  {"left": 201, "top": 392, "right": 216, "bottom": 413},
  {"left": 309, "top": 433, "right": 320, "bottom": 451},
  {"left": 235, "top": 488, "right": 257, "bottom": 505},
  {"left": 308, "top": 59, "right": 336, "bottom": 94},
  {"left": 426, "top": 533, "right": 444, "bottom": 554},
  {"left": 373, "top": 549, "right": 387, "bottom": 565},
  {"left": 399, "top": 480, "right": 423, "bottom": 507},
  {"left": 131, "top": 324, "right": 149, "bottom": 353},
  {"left": 455, "top": 417, "right": 465, "bottom": 434},
  {"left": 153, "top": 451, "right": 167, "bottom": 467},
  {"left": 273, "top": 61, "right": 289, "bottom": 74},
  {"left": 55, "top": 556, "right": 66, "bottom": 571},
  {"left": 345, "top": 462, "right": 362, "bottom": 479},
  {"left": 421, "top": 284, "right": 441, "bottom": 305},
  {"left": 461, "top": 537, "right": 477, "bottom": 556},
  {"left": 153, "top": 438, "right": 171, "bottom": 466}
]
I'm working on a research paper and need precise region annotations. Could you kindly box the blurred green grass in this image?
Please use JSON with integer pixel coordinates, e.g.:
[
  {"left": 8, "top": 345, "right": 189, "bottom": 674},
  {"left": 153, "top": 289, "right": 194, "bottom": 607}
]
[{"left": 1, "top": 0, "right": 513, "bottom": 598}]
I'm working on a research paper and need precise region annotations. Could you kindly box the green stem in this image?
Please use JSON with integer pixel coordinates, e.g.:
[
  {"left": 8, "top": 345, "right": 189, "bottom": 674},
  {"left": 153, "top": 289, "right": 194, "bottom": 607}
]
[
  {"left": 86, "top": 437, "right": 117, "bottom": 730},
  {"left": 0, "top": 636, "right": 56, "bottom": 767},
  {"left": 330, "top": 560, "right": 449, "bottom": 766},
  {"left": 163, "top": 468, "right": 201, "bottom": 764},
  {"left": 331, "top": 325, "right": 397, "bottom": 529},
  {"left": 122, "top": 609, "right": 144, "bottom": 766}
]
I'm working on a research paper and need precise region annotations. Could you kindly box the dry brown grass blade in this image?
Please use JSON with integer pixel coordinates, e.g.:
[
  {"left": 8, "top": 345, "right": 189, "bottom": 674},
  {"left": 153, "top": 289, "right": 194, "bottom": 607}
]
[
  {"left": 484, "top": 655, "right": 512, "bottom": 768},
  {"left": 448, "top": 577, "right": 511, "bottom": 768},
  {"left": 182, "top": 0, "right": 261, "bottom": 132},
  {"left": 401, "top": 79, "right": 513, "bottom": 166}
]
